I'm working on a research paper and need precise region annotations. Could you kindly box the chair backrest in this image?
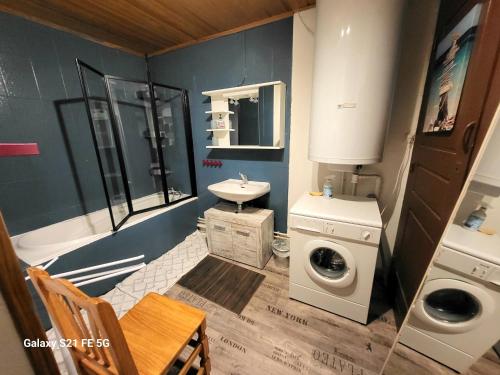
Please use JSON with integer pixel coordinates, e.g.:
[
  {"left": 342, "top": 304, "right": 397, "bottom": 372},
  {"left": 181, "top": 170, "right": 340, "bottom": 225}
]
[{"left": 27, "top": 267, "right": 138, "bottom": 375}]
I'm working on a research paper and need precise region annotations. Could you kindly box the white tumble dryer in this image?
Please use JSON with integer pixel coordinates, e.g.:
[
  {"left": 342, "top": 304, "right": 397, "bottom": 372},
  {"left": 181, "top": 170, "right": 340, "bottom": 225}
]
[
  {"left": 400, "top": 224, "right": 500, "bottom": 373},
  {"left": 288, "top": 193, "right": 382, "bottom": 324}
]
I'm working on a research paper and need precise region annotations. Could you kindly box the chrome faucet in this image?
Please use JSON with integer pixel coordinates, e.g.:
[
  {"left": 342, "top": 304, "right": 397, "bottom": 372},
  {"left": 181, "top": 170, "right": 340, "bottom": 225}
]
[{"left": 239, "top": 172, "right": 248, "bottom": 184}]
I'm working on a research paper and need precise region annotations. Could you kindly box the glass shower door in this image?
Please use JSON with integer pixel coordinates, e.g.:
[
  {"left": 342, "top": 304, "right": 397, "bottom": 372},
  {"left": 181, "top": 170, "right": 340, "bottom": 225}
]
[
  {"left": 153, "top": 84, "right": 196, "bottom": 203},
  {"left": 76, "top": 60, "right": 131, "bottom": 230},
  {"left": 76, "top": 59, "right": 197, "bottom": 231},
  {"left": 106, "top": 78, "right": 169, "bottom": 212}
]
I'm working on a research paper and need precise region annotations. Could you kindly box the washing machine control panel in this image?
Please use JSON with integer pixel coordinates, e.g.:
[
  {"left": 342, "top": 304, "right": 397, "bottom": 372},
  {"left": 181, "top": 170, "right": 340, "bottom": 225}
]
[
  {"left": 289, "top": 215, "right": 324, "bottom": 233},
  {"left": 324, "top": 222, "right": 336, "bottom": 235},
  {"left": 361, "top": 231, "right": 372, "bottom": 241},
  {"left": 288, "top": 214, "right": 381, "bottom": 245},
  {"left": 436, "top": 246, "right": 500, "bottom": 282},
  {"left": 471, "top": 264, "right": 491, "bottom": 278}
]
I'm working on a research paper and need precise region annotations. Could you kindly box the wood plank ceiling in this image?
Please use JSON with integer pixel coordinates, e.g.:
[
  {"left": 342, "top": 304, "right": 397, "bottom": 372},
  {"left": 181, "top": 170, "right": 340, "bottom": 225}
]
[{"left": 0, "top": 0, "right": 316, "bottom": 56}]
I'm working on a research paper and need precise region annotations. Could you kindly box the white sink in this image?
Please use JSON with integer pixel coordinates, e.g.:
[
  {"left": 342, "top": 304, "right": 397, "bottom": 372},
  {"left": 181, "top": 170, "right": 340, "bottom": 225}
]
[{"left": 208, "top": 179, "right": 270, "bottom": 205}]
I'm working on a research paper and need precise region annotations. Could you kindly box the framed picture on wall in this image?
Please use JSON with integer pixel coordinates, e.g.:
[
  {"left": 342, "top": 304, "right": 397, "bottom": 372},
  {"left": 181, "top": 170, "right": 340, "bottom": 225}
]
[{"left": 422, "top": 4, "right": 482, "bottom": 134}]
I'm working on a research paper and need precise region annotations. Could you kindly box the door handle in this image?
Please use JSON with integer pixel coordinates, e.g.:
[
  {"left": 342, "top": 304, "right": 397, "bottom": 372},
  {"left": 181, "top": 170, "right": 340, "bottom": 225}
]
[{"left": 462, "top": 121, "right": 477, "bottom": 153}]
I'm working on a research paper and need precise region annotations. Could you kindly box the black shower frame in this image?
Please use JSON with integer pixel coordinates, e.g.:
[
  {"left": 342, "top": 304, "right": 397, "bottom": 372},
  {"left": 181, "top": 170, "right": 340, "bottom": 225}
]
[{"left": 76, "top": 58, "right": 197, "bottom": 231}]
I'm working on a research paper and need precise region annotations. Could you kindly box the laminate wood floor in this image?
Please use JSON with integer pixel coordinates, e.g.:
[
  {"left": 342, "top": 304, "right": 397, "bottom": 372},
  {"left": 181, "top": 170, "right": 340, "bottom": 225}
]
[
  {"left": 178, "top": 256, "right": 265, "bottom": 314},
  {"left": 166, "top": 255, "right": 397, "bottom": 375},
  {"left": 384, "top": 343, "right": 500, "bottom": 375}
]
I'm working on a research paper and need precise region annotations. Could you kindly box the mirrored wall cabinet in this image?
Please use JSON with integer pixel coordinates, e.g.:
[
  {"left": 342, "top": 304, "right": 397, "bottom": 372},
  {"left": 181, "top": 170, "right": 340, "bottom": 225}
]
[{"left": 202, "top": 81, "right": 286, "bottom": 149}]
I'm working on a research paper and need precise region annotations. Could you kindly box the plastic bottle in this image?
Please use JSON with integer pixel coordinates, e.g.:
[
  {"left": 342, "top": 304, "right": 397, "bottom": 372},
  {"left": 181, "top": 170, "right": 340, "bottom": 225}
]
[
  {"left": 463, "top": 206, "right": 487, "bottom": 231},
  {"left": 214, "top": 114, "right": 225, "bottom": 129},
  {"left": 323, "top": 178, "right": 333, "bottom": 198}
]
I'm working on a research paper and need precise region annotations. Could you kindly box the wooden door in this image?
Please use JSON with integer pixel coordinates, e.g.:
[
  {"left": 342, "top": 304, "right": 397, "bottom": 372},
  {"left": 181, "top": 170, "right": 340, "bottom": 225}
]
[
  {"left": 392, "top": 0, "right": 500, "bottom": 321},
  {"left": 0, "top": 213, "right": 60, "bottom": 374}
]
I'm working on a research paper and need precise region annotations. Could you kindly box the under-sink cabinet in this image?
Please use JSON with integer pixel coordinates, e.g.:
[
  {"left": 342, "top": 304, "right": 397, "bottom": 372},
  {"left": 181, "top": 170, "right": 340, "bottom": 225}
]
[{"left": 205, "top": 203, "right": 273, "bottom": 269}]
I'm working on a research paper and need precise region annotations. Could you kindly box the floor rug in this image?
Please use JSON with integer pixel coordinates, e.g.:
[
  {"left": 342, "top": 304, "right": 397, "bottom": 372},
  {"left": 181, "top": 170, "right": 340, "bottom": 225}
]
[{"left": 177, "top": 255, "right": 265, "bottom": 314}]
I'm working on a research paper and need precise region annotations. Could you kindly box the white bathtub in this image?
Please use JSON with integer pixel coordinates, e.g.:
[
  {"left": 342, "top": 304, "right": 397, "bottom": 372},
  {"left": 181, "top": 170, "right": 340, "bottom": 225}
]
[{"left": 12, "top": 193, "right": 195, "bottom": 266}]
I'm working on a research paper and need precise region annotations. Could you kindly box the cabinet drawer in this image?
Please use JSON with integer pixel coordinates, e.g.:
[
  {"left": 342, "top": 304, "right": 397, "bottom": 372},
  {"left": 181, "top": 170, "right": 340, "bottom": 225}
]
[
  {"left": 232, "top": 224, "right": 258, "bottom": 252},
  {"left": 208, "top": 219, "right": 233, "bottom": 258},
  {"left": 210, "top": 239, "right": 233, "bottom": 258},
  {"left": 211, "top": 244, "right": 233, "bottom": 259},
  {"left": 234, "top": 247, "right": 258, "bottom": 268},
  {"left": 210, "top": 219, "right": 232, "bottom": 238}
]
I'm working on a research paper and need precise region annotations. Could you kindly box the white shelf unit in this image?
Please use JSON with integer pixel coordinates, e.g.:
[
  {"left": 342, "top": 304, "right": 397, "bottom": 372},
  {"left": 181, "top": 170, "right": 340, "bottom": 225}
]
[
  {"left": 202, "top": 81, "right": 285, "bottom": 149},
  {"left": 203, "top": 103, "right": 234, "bottom": 147},
  {"left": 206, "top": 145, "right": 282, "bottom": 150},
  {"left": 206, "top": 110, "right": 234, "bottom": 135},
  {"left": 205, "top": 110, "right": 234, "bottom": 115},
  {"left": 202, "top": 81, "right": 283, "bottom": 97}
]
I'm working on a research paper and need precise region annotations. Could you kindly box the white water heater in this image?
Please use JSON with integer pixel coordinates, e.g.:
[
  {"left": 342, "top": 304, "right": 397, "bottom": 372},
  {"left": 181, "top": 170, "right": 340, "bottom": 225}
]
[{"left": 309, "top": 0, "right": 404, "bottom": 164}]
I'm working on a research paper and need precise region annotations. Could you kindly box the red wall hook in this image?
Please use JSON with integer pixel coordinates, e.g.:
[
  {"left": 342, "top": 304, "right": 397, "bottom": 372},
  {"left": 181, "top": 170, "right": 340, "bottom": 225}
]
[{"left": 203, "top": 159, "right": 223, "bottom": 167}]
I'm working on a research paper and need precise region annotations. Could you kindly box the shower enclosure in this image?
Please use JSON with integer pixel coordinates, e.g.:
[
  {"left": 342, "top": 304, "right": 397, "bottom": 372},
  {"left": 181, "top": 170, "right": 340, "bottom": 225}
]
[{"left": 76, "top": 59, "right": 196, "bottom": 231}]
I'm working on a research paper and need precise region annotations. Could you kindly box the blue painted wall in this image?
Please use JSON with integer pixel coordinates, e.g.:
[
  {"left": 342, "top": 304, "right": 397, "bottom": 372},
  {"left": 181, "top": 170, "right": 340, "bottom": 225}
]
[
  {"left": 0, "top": 13, "right": 201, "bottom": 328},
  {"left": 0, "top": 13, "right": 147, "bottom": 235},
  {"left": 149, "top": 18, "right": 293, "bottom": 232},
  {"left": 1, "top": 14, "right": 293, "bottom": 328}
]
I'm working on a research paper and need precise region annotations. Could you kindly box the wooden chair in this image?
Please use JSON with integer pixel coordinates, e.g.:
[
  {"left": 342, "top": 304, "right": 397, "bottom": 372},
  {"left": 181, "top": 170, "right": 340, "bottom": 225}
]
[{"left": 27, "top": 267, "right": 211, "bottom": 375}]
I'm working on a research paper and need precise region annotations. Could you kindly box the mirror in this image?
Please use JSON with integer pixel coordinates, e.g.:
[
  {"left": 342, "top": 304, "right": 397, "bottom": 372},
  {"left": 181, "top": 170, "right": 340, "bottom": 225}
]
[
  {"left": 229, "top": 85, "right": 275, "bottom": 146},
  {"left": 202, "top": 81, "right": 285, "bottom": 149},
  {"left": 230, "top": 97, "right": 259, "bottom": 145},
  {"left": 384, "top": 104, "right": 500, "bottom": 374}
]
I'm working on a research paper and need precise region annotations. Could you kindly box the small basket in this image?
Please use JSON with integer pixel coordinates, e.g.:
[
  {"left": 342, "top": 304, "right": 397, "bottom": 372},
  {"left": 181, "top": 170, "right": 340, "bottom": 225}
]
[{"left": 272, "top": 238, "right": 290, "bottom": 268}]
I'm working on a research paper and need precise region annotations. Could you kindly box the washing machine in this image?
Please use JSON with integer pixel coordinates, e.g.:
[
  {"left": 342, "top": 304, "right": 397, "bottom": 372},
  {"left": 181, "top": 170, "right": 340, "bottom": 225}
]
[
  {"left": 288, "top": 193, "right": 382, "bottom": 324},
  {"left": 400, "top": 224, "right": 500, "bottom": 373}
]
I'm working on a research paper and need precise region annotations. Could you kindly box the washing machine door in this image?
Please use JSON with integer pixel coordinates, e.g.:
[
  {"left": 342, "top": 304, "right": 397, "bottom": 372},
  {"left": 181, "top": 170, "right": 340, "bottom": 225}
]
[
  {"left": 413, "top": 279, "right": 495, "bottom": 333},
  {"left": 304, "top": 239, "right": 356, "bottom": 288}
]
